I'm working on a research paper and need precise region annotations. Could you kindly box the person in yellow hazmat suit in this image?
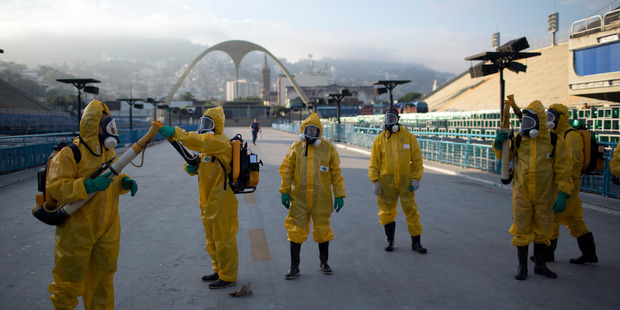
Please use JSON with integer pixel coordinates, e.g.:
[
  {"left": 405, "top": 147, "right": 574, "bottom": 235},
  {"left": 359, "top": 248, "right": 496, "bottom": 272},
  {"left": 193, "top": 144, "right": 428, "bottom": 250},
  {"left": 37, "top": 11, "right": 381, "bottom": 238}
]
[
  {"left": 279, "top": 113, "right": 346, "bottom": 280},
  {"left": 46, "top": 100, "right": 138, "bottom": 309},
  {"left": 611, "top": 144, "right": 620, "bottom": 179},
  {"left": 369, "top": 108, "right": 426, "bottom": 254},
  {"left": 159, "top": 106, "right": 239, "bottom": 289},
  {"left": 544, "top": 104, "right": 598, "bottom": 264},
  {"left": 493, "top": 100, "right": 573, "bottom": 281}
]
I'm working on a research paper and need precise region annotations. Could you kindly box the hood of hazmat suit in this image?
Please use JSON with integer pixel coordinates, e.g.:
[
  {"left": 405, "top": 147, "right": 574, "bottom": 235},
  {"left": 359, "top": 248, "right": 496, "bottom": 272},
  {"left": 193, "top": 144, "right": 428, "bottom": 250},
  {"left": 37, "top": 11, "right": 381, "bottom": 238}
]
[
  {"left": 549, "top": 103, "right": 584, "bottom": 182},
  {"left": 279, "top": 113, "right": 346, "bottom": 243},
  {"left": 46, "top": 99, "right": 131, "bottom": 309},
  {"left": 168, "top": 106, "right": 239, "bottom": 282}
]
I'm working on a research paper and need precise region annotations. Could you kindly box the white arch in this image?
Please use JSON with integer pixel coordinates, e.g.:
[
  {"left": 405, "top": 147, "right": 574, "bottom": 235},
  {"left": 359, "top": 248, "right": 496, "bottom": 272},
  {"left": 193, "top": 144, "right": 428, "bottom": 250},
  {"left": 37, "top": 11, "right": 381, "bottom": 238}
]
[{"left": 164, "top": 40, "right": 310, "bottom": 105}]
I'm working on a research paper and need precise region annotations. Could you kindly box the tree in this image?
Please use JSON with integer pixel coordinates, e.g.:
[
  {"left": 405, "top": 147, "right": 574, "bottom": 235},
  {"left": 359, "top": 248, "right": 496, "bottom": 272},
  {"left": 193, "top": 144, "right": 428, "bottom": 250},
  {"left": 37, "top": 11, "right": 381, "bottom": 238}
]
[
  {"left": 398, "top": 92, "right": 422, "bottom": 103},
  {"left": 179, "top": 92, "right": 196, "bottom": 102},
  {"left": 47, "top": 94, "right": 77, "bottom": 115}
]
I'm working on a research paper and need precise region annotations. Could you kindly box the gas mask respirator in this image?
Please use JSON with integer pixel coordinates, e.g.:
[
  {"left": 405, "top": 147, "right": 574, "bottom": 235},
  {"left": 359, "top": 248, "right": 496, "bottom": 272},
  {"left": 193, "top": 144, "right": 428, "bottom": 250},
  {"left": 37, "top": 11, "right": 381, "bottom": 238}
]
[
  {"left": 546, "top": 109, "right": 561, "bottom": 130},
  {"left": 99, "top": 117, "right": 120, "bottom": 150},
  {"left": 519, "top": 109, "right": 540, "bottom": 139},
  {"left": 197, "top": 116, "right": 215, "bottom": 135},
  {"left": 299, "top": 124, "right": 321, "bottom": 147},
  {"left": 382, "top": 112, "right": 400, "bottom": 133}
]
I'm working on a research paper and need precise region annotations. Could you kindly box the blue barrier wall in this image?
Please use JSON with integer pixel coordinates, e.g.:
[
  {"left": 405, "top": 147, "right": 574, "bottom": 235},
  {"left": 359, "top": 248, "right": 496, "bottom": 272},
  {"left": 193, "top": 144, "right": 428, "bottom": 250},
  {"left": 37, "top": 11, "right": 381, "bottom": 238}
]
[{"left": 0, "top": 124, "right": 197, "bottom": 174}]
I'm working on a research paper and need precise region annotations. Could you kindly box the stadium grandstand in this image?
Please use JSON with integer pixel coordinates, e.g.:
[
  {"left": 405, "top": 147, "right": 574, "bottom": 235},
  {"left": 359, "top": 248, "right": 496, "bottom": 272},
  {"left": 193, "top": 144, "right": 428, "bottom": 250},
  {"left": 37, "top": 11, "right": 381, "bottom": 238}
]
[
  {"left": 0, "top": 79, "right": 75, "bottom": 134},
  {"left": 339, "top": 6, "right": 620, "bottom": 144}
]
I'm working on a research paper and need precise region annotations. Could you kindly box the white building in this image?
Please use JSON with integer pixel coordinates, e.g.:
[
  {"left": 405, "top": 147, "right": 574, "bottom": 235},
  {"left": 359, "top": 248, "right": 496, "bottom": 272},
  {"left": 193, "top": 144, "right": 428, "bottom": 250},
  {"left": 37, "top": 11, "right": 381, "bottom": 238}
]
[
  {"left": 277, "top": 72, "right": 328, "bottom": 107},
  {"left": 226, "top": 79, "right": 260, "bottom": 101}
]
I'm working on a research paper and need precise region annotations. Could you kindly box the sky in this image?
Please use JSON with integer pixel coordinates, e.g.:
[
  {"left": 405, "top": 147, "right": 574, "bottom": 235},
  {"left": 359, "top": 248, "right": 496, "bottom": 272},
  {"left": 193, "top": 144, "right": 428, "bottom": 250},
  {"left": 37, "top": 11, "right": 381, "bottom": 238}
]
[{"left": 0, "top": 0, "right": 617, "bottom": 74}]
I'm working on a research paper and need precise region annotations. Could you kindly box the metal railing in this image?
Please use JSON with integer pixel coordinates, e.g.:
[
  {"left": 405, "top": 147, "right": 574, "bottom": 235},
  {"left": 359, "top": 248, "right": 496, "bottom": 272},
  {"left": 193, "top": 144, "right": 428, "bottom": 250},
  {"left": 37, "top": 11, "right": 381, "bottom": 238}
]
[
  {"left": 273, "top": 123, "right": 619, "bottom": 198},
  {"left": 0, "top": 124, "right": 197, "bottom": 174}
]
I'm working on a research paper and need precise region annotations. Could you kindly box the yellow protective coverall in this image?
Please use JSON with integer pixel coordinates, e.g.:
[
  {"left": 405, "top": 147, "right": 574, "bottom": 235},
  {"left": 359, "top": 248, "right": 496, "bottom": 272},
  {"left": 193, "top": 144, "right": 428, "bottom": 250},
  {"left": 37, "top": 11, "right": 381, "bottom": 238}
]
[
  {"left": 493, "top": 101, "right": 573, "bottom": 246},
  {"left": 47, "top": 100, "right": 131, "bottom": 309},
  {"left": 279, "top": 113, "right": 346, "bottom": 244},
  {"left": 368, "top": 124, "right": 424, "bottom": 236},
  {"left": 548, "top": 104, "right": 590, "bottom": 239},
  {"left": 611, "top": 144, "right": 620, "bottom": 177},
  {"left": 169, "top": 106, "right": 239, "bottom": 283}
]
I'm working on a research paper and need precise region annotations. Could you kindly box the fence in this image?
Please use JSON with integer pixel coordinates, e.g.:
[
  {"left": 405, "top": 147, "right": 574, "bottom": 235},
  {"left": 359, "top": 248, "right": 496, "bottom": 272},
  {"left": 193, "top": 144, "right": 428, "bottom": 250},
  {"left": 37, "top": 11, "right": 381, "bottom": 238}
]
[
  {"left": 273, "top": 123, "right": 619, "bottom": 198},
  {"left": 0, "top": 124, "right": 197, "bottom": 174}
]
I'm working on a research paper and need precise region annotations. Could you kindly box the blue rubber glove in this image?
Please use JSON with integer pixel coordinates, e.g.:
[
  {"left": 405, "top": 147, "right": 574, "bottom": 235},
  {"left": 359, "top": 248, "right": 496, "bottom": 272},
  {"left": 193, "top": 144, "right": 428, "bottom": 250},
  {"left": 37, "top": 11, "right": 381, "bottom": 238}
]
[
  {"left": 121, "top": 177, "right": 138, "bottom": 197},
  {"left": 159, "top": 126, "right": 176, "bottom": 138},
  {"left": 334, "top": 197, "right": 344, "bottom": 213},
  {"left": 281, "top": 193, "right": 290, "bottom": 209},
  {"left": 552, "top": 191, "right": 570, "bottom": 214},
  {"left": 185, "top": 163, "right": 198, "bottom": 175},
  {"left": 493, "top": 131, "right": 510, "bottom": 149},
  {"left": 409, "top": 179, "right": 420, "bottom": 192},
  {"left": 84, "top": 171, "right": 113, "bottom": 194}
]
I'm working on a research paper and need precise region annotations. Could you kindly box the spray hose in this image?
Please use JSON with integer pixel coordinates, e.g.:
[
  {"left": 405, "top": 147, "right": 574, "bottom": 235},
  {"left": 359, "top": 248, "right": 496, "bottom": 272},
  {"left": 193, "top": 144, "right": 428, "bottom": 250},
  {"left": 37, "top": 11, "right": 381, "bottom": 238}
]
[{"left": 32, "top": 121, "right": 163, "bottom": 225}]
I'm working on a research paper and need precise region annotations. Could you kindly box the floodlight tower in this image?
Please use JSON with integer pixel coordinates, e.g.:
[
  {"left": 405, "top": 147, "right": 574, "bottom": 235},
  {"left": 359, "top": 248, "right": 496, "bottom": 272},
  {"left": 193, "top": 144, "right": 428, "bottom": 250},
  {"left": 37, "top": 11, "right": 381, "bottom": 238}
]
[
  {"left": 56, "top": 78, "right": 101, "bottom": 130},
  {"left": 117, "top": 98, "right": 145, "bottom": 130},
  {"left": 465, "top": 37, "right": 541, "bottom": 184},
  {"left": 371, "top": 80, "right": 411, "bottom": 109},
  {"left": 327, "top": 89, "right": 352, "bottom": 124}
]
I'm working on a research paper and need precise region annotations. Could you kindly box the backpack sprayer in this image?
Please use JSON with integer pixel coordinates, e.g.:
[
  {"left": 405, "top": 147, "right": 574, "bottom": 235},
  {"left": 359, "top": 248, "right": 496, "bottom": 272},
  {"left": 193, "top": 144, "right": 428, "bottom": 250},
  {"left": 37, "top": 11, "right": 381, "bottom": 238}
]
[
  {"left": 32, "top": 121, "right": 163, "bottom": 225},
  {"left": 500, "top": 94, "right": 522, "bottom": 184},
  {"left": 167, "top": 134, "right": 262, "bottom": 194}
]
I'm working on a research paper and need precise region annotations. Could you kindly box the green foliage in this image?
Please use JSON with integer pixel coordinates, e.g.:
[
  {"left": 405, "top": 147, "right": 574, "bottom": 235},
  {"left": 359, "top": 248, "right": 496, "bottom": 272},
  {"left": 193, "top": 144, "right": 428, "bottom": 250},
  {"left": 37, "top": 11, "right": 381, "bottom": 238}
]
[
  {"left": 179, "top": 92, "right": 196, "bottom": 102},
  {"left": 47, "top": 94, "right": 77, "bottom": 115},
  {"left": 236, "top": 96, "right": 262, "bottom": 101},
  {"left": 398, "top": 92, "right": 422, "bottom": 102},
  {"left": 271, "top": 105, "right": 290, "bottom": 117}
]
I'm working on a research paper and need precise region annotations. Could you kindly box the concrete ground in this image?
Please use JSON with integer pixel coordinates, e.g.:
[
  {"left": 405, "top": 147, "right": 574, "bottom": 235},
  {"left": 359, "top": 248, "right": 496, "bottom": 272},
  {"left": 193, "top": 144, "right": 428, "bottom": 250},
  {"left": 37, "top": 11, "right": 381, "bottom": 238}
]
[{"left": 1, "top": 127, "right": 619, "bottom": 309}]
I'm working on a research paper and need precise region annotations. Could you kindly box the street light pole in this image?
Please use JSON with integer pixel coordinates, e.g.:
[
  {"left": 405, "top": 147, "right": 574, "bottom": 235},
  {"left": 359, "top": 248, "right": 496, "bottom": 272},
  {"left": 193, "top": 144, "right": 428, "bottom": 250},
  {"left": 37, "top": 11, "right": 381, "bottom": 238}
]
[
  {"left": 327, "top": 89, "right": 352, "bottom": 125},
  {"left": 56, "top": 79, "right": 100, "bottom": 130},
  {"left": 371, "top": 80, "right": 411, "bottom": 109},
  {"left": 117, "top": 98, "right": 144, "bottom": 131}
]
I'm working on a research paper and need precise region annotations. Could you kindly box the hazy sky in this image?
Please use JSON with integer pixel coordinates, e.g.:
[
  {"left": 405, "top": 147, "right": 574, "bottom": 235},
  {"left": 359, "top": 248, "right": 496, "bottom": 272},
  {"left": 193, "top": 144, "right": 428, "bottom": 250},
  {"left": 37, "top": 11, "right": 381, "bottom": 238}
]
[{"left": 1, "top": 0, "right": 617, "bottom": 73}]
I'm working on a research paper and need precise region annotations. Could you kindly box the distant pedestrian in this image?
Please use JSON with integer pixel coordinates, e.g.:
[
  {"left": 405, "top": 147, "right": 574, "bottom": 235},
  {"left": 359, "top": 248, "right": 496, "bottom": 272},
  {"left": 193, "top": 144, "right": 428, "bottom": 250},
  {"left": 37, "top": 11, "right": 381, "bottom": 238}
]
[{"left": 250, "top": 119, "right": 261, "bottom": 145}]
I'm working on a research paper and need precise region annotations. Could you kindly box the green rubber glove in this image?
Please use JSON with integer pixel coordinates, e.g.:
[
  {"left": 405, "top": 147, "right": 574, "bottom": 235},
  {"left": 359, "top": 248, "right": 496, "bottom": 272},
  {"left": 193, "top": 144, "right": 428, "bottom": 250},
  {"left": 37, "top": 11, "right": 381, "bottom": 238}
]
[
  {"left": 159, "top": 126, "right": 176, "bottom": 138},
  {"left": 281, "top": 193, "right": 290, "bottom": 209},
  {"left": 334, "top": 197, "right": 344, "bottom": 213},
  {"left": 552, "top": 191, "right": 570, "bottom": 214},
  {"left": 409, "top": 179, "right": 420, "bottom": 192},
  {"left": 493, "top": 131, "right": 509, "bottom": 149},
  {"left": 121, "top": 177, "right": 138, "bottom": 197},
  {"left": 185, "top": 164, "right": 198, "bottom": 174},
  {"left": 84, "top": 171, "right": 113, "bottom": 194}
]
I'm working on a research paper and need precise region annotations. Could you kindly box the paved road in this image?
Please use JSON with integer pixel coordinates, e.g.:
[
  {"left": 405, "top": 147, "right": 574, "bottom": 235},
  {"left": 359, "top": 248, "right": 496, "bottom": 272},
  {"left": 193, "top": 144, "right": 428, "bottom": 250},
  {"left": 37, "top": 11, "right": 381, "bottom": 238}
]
[{"left": 1, "top": 127, "right": 619, "bottom": 309}]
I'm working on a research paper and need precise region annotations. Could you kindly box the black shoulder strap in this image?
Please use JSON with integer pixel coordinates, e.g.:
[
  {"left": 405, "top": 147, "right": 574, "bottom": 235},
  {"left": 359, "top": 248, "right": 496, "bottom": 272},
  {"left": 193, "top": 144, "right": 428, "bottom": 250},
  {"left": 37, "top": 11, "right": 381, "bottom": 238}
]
[
  {"left": 69, "top": 143, "right": 81, "bottom": 164},
  {"left": 564, "top": 128, "right": 576, "bottom": 139},
  {"left": 550, "top": 132, "right": 557, "bottom": 158},
  {"left": 515, "top": 133, "right": 522, "bottom": 149}
]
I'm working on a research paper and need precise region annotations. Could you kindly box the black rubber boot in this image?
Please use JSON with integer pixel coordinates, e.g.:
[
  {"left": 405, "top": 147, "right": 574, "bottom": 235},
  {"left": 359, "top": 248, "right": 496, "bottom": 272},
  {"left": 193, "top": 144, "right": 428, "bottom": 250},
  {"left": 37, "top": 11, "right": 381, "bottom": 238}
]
[
  {"left": 285, "top": 241, "right": 301, "bottom": 280},
  {"left": 319, "top": 241, "right": 332, "bottom": 274},
  {"left": 201, "top": 272, "right": 219, "bottom": 282},
  {"left": 533, "top": 243, "right": 557, "bottom": 278},
  {"left": 208, "top": 279, "right": 236, "bottom": 289},
  {"left": 515, "top": 245, "right": 528, "bottom": 280},
  {"left": 529, "top": 238, "right": 558, "bottom": 262},
  {"left": 570, "top": 232, "right": 598, "bottom": 264},
  {"left": 411, "top": 235, "right": 427, "bottom": 254},
  {"left": 384, "top": 222, "right": 395, "bottom": 252}
]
